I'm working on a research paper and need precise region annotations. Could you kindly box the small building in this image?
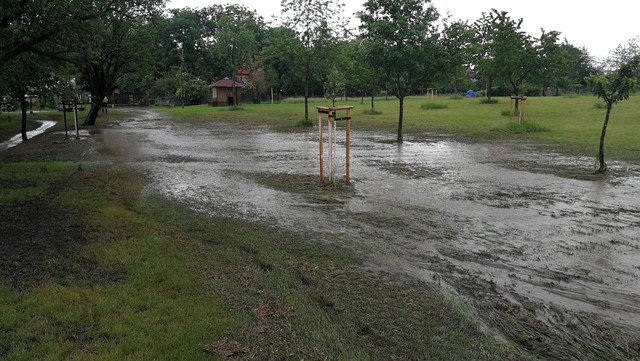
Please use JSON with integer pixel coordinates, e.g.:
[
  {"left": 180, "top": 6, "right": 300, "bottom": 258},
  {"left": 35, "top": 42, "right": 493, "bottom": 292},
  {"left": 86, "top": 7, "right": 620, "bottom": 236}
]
[{"left": 209, "top": 77, "right": 244, "bottom": 106}]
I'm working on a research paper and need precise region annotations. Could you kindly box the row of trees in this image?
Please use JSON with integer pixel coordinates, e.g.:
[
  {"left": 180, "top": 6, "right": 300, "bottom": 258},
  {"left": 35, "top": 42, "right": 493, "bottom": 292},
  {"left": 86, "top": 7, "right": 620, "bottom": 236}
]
[{"left": 1, "top": 0, "right": 638, "bottom": 150}]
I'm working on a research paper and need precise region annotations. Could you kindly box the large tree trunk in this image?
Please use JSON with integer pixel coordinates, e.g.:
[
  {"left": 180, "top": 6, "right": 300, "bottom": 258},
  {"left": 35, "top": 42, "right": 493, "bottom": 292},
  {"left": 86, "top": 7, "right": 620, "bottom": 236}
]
[
  {"left": 597, "top": 104, "right": 612, "bottom": 173},
  {"left": 20, "top": 98, "right": 28, "bottom": 142},
  {"left": 85, "top": 101, "right": 102, "bottom": 126},
  {"left": 84, "top": 64, "right": 106, "bottom": 126},
  {"left": 397, "top": 96, "right": 404, "bottom": 143}
]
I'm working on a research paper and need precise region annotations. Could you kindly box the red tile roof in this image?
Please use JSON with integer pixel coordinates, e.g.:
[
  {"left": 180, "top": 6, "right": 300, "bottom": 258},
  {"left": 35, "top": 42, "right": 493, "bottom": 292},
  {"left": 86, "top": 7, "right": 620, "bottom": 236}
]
[{"left": 209, "top": 77, "right": 244, "bottom": 88}]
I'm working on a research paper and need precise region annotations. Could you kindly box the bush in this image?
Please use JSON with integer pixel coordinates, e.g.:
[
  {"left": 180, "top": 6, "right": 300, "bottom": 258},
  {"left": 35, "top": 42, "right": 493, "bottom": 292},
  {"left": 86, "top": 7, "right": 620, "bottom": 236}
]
[
  {"left": 501, "top": 109, "right": 519, "bottom": 117},
  {"left": 594, "top": 102, "right": 606, "bottom": 109},
  {"left": 495, "top": 121, "right": 549, "bottom": 134},
  {"left": 480, "top": 98, "right": 499, "bottom": 104},
  {"left": 296, "top": 118, "right": 313, "bottom": 127},
  {"left": 421, "top": 102, "right": 448, "bottom": 110}
]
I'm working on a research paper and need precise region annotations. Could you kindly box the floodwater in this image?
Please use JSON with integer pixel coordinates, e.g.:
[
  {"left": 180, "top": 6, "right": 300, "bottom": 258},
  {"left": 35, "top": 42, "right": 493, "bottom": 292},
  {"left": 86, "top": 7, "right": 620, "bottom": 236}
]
[
  {"left": 97, "top": 110, "right": 640, "bottom": 350},
  {"left": 0, "top": 121, "right": 57, "bottom": 150}
]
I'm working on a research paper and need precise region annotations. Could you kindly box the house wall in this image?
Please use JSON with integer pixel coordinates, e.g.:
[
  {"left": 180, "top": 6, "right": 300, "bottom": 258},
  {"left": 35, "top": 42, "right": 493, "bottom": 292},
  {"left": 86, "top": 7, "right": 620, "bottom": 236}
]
[{"left": 211, "top": 87, "right": 242, "bottom": 106}]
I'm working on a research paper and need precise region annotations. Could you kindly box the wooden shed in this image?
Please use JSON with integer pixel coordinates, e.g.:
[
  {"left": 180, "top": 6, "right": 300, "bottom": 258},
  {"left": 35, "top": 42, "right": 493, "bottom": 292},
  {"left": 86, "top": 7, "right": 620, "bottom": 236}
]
[{"left": 209, "top": 77, "right": 244, "bottom": 106}]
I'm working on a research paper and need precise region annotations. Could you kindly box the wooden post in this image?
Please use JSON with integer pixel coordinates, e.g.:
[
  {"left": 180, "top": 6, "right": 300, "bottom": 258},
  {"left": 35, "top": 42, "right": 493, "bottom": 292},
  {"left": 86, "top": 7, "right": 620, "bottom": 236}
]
[
  {"left": 63, "top": 105, "right": 68, "bottom": 138},
  {"left": 345, "top": 108, "right": 351, "bottom": 185},
  {"left": 73, "top": 102, "right": 80, "bottom": 139},
  {"left": 319, "top": 114, "right": 324, "bottom": 182},
  {"left": 316, "top": 105, "right": 354, "bottom": 185},
  {"left": 509, "top": 97, "right": 514, "bottom": 121},
  {"left": 328, "top": 109, "right": 334, "bottom": 182}
]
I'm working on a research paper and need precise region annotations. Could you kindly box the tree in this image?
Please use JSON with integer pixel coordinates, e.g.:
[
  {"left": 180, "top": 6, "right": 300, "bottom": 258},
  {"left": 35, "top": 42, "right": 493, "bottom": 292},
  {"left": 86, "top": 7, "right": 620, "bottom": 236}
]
[
  {"left": 471, "top": 11, "right": 499, "bottom": 100},
  {"left": 33, "top": 0, "right": 163, "bottom": 125},
  {"left": 604, "top": 37, "right": 640, "bottom": 71},
  {"left": 0, "top": 0, "right": 91, "bottom": 65},
  {"left": 324, "top": 66, "right": 346, "bottom": 106},
  {"left": 359, "top": 0, "right": 441, "bottom": 142},
  {"left": 0, "top": 53, "right": 63, "bottom": 142},
  {"left": 440, "top": 18, "right": 474, "bottom": 94},
  {"left": 262, "top": 27, "right": 305, "bottom": 100},
  {"left": 280, "top": 0, "right": 345, "bottom": 121},
  {"left": 586, "top": 56, "right": 640, "bottom": 173},
  {"left": 349, "top": 39, "right": 382, "bottom": 112},
  {"left": 214, "top": 6, "right": 261, "bottom": 106},
  {"left": 175, "top": 74, "right": 209, "bottom": 105}
]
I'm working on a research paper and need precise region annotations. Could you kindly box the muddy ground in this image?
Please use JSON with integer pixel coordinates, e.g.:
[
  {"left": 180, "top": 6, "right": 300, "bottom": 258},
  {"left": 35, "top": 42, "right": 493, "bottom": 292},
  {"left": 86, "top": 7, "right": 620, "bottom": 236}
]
[{"left": 7, "top": 109, "right": 640, "bottom": 358}]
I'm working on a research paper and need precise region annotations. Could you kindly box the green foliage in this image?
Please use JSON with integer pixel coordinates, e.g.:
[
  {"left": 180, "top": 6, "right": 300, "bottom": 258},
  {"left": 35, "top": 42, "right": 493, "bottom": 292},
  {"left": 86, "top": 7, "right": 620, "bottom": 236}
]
[
  {"left": 324, "top": 67, "right": 346, "bottom": 106},
  {"left": 495, "top": 121, "right": 549, "bottom": 133},
  {"left": 586, "top": 55, "right": 640, "bottom": 172},
  {"left": 481, "top": 98, "right": 499, "bottom": 104},
  {"left": 296, "top": 118, "right": 313, "bottom": 127},
  {"left": 421, "top": 102, "right": 448, "bottom": 110},
  {"left": 175, "top": 75, "right": 209, "bottom": 105},
  {"left": 280, "top": 0, "right": 346, "bottom": 120},
  {"left": 359, "top": 0, "right": 441, "bottom": 142}
]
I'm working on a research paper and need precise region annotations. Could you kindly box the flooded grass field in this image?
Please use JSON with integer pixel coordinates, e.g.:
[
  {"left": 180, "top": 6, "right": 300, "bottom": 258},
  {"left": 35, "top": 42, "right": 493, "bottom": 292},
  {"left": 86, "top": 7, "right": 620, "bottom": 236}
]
[{"left": 96, "top": 110, "right": 640, "bottom": 358}]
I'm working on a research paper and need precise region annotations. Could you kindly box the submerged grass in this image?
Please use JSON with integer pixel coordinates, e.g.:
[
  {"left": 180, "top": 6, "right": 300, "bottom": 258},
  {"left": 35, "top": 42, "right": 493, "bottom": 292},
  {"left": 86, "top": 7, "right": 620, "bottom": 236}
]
[{"left": 0, "top": 133, "right": 524, "bottom": 360}]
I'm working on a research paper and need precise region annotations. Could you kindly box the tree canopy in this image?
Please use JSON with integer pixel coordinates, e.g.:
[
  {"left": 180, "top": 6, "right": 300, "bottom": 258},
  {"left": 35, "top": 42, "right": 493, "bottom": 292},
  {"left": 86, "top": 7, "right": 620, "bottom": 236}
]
[
  {"left": 359, "top": 0, "right": 441, "bottom": 142},
  {"left": 0, "top": 0, "right": 629, "bottom": 129}
]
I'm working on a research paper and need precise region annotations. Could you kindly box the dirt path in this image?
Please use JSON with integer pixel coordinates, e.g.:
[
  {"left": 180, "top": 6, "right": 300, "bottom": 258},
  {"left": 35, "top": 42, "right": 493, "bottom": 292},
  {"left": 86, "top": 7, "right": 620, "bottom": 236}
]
[{"left": 96, "top": 109, "right": 640, "bottom": 355}]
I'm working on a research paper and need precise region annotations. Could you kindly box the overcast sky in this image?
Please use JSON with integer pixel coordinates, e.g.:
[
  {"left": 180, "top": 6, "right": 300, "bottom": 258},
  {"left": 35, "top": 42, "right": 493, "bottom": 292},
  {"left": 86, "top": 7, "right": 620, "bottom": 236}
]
[{"left": 166, "top": 0, "right": 638, "bottom": 60}]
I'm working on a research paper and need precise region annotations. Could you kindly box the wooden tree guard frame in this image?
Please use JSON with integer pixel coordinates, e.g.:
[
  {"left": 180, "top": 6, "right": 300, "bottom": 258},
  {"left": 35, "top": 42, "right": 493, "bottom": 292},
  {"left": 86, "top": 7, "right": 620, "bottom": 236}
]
[
  {"left": 426, "top": 88, "right": 438, "bottom": 101},
  {"left": 509, "top": 96, "right": 528, "bottom": 124},
  {"left": 61, "top": 100, "right": 80, "bottom": 139},
  {"left": 317, "top": 106, "right": 353, "bottom": 185}
]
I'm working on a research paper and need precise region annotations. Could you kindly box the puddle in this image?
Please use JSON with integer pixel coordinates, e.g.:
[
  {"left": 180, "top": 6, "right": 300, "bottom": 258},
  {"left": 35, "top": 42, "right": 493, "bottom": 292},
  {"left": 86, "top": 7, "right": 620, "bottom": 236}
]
[
  {"left": 93, "top": 110, "right": 640, "bottom": 344},
  {"left": 0, "top": 121, "right": 57, "bottom": 150}
]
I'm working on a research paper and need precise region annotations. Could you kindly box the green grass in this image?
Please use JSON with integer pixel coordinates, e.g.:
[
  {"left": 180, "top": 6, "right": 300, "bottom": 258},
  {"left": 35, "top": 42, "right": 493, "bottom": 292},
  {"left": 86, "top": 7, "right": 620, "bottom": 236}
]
[
  {"left": 0, "top": 114, "right": 42, "bottom": 142},
  {"left": 159, "top": 95, "right": 640, "bottom": 163},
  {"left": 421, "top": 102, "right": 448, "bottom": 110}
]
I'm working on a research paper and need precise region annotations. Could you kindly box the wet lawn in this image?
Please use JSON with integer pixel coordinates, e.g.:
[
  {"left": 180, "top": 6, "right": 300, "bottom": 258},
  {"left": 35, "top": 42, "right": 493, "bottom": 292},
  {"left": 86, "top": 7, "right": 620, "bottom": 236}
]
[
  {"left": 161, "top": 94, "right": 640, "bottom": 163},
  {"left": 0, "top": 129, "right": 523, "bottom": 359}
]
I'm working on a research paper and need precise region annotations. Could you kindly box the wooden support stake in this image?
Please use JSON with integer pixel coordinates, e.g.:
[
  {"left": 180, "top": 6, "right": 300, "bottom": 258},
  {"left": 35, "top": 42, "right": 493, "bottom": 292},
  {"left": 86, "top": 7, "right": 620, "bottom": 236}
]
[
  {"left": 319, "top": 114, "right": 324, "bottom": 182},
  {"left": 510, "top": 97, "right": 514, "bottom": 121},
  {"left": 63, "top": 107, "right": 68, "bottom": 138},
  {"left": 345, "top": 108, "right": 351, "bottom": 185},
  {"left": 73, "top": 102, "right": 80, "bottom": 139},
  {"left": 328, "top": 109, "right": 334, "bottom": 182}
]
